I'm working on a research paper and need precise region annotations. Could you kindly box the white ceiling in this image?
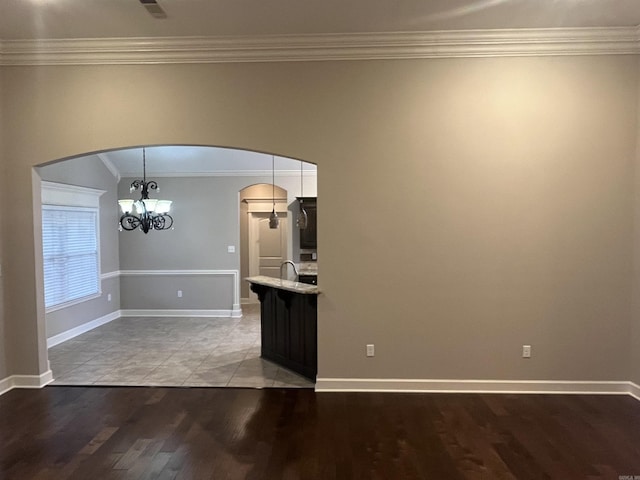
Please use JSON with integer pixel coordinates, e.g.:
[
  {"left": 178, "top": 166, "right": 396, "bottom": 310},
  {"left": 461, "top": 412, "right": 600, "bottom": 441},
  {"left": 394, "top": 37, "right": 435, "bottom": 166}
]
[
  {"left": 101, "top": 146, "right": 316, "bottom": 177},
  {"left": 2, "top": 0, "right": 640, "bottom": 40}
]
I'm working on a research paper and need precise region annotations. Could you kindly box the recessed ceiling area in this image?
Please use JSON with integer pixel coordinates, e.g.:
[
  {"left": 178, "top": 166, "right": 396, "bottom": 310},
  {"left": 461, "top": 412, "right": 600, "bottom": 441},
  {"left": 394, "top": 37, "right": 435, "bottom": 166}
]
[
  {"left": 2, "top": 0, "right": 640, "bottom": 40},
  {"left": 100, "top": 146, "right": 317, "bottom": 177}
]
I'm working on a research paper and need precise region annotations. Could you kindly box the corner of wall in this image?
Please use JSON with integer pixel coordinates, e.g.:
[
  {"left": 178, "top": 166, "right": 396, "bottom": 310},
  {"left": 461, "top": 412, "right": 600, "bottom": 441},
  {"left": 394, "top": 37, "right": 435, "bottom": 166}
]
[{"left": 630, "top": 55, "right": 640, "bottom": 387}]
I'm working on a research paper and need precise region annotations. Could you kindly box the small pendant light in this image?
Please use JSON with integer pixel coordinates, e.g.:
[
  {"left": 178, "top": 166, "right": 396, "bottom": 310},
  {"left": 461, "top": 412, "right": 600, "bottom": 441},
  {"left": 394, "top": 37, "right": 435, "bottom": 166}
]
[
  {"left": 296, "top": 160, "right": 308, "bottom": 230},
  {"left": 269, "top": 155, "right": 279, "bottom": 229}
]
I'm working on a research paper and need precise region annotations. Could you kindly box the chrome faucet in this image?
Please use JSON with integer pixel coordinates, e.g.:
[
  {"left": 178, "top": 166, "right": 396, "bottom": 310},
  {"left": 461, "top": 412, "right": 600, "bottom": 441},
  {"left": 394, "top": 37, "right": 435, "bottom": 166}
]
[{"left": 280, "top": 261, "right": 298, "bottom": 280}]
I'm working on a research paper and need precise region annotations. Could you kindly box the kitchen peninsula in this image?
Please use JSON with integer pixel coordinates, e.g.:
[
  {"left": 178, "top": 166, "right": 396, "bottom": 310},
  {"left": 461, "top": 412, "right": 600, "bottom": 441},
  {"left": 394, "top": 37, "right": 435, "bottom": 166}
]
[{"left": 246, "top": 276, "right": 319, "bottom": 381}]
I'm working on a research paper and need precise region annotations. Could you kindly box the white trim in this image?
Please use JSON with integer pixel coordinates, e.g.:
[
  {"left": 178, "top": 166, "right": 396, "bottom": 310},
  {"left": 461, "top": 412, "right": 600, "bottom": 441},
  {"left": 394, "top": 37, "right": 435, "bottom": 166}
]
[
  {"left": 315, "top": 378, "right": 639, "bottom": 396},
  {"left": 100, "top": 270, "right": 120, "bottom": 280},
  {"left": 0, "top": 376, "right": 12, "bottom": 396},
  {"left": 41, "top": 181, "right": 105, "bottom": 208},
  {"left": 245, "top": 200, "right": 289, "bottom": 213},
  {"left": 46, "top": 310, "right": 121, "bottom": 348},
  {"left": 629, "top": 382, "right": 640, "bottom": 401},
  {"left": 1, "top": 27, "right": 639, "bottom": 66},
  {"left": 120, "top": 269, "right": 237, "bottom": 276},
  {"left": 121, "top": 309, "right": 242, "bottom": 318},
  {"left": 119, "top": 269, "right": 241, "bottom": 312},
  {"left": 0, "top": 371, "right": 54, "bottom": 396},
  {"left": 12, "top": 371, "right": 55, "bottom": 389},
  {"left": 45, "top": 292, "right": 102, "bottom": 314},
  {"left": 120, "top": 170, "right": 318, "bottom": 178},
  {"left": 96, "top": 153, "right": 121, "bottom": 182}
]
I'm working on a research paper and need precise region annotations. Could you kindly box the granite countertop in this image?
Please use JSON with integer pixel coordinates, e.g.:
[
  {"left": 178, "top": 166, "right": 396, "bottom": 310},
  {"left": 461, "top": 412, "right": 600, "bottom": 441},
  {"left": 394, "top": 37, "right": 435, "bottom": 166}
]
[{"left": 246, "top": 276, "right": 320, "bottom": 295}]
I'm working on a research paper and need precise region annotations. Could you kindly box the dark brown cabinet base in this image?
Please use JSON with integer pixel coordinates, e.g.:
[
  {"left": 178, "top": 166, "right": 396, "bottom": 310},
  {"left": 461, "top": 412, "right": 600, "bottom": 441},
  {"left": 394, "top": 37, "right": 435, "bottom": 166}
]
[{"left": 249, "top": 283, "right": 317, "bottom": 381}]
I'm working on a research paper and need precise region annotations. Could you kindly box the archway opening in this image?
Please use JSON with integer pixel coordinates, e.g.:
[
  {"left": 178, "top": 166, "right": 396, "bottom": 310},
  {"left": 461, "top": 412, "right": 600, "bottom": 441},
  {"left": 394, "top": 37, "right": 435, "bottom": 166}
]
[{"left": 33, "top": 145, "right": 317, "bottom": 388}]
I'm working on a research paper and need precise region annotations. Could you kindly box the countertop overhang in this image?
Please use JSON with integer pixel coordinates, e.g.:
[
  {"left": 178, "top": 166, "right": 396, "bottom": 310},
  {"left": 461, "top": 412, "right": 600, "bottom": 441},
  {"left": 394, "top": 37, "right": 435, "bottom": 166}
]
[{"left": 246, "top": 275, "right": 320, "bottom": 295}]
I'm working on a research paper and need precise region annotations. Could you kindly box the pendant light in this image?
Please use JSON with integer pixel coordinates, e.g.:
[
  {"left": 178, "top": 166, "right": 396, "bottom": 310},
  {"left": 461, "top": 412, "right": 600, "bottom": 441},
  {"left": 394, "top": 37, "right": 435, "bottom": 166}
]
[
  {"left": 296, "top": 160, "right": 308, "bottom": 230},
  {"left": 118, "top": 147, "right": 173, "bottom": 234},
  {"left": 269, "top": 155, "right": 279, "bottom": 229}
]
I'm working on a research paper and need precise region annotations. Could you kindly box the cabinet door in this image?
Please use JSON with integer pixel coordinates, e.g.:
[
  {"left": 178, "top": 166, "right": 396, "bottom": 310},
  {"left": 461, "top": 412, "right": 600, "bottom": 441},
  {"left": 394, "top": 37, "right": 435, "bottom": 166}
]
[{"left": 299, "top": 198, "right": 317, "bottom": 249}]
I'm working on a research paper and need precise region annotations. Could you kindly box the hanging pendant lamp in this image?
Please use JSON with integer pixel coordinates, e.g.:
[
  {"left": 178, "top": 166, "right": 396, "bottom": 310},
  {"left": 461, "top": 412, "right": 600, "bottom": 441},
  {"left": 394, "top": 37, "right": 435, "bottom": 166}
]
[
  {"left": 269, "top": 155, "right": 279, "bottom": 229},
  {"left": 118, "top": 147, "right": 174, "bottom": 234},
  {"left": 296, "top": 160, "right": 308, "bottom": 230}
]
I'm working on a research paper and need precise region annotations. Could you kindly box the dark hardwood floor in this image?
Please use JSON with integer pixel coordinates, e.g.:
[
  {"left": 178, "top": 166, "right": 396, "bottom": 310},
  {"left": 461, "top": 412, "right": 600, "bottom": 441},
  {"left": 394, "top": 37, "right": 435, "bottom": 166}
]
[{"left": 1, "top": 387, "right": 639, "bottom": 479}]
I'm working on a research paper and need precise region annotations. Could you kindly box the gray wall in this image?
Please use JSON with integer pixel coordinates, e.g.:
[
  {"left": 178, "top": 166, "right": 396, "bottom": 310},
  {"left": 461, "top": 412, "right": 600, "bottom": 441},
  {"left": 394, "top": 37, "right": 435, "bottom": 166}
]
[
  {"left": 0, "top": 56, "right": 637, "bottom": 385},
  {"left": 37, "top": 155, "right": 120, "bottom": 338},
  {"left": 118, "top": 174, "right": 316, "bottom": 311}
]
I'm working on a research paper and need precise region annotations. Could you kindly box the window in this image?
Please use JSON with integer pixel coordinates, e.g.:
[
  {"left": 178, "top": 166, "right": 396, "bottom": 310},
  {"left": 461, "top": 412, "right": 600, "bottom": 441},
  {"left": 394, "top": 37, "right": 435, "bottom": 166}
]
[
  {"left": 40, "top": 181, "right": 105, "bottom": 311},
  {"left": 42, "top": 206, "right": 99, "bottom": 309}
]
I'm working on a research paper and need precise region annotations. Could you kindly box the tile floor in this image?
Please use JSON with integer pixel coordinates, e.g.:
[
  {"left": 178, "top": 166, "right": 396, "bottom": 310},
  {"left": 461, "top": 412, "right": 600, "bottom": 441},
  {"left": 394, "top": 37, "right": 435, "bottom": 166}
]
[{"left": 49, "top": 304, "right": 313, "bottom": 388}]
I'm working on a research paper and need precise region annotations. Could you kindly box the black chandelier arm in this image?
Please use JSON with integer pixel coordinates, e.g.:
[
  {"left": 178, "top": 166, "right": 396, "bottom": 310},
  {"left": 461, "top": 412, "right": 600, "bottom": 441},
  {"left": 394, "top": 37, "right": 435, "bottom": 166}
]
[
  {"left": 129, "top": 179, "right": 144, "bottom": 192},
  {"left": 129, "top": 179, "right": 159, "bottom": 199},
  {"left": 119, "top": 212, "right": 173, "bottom": 234},
  {"left": 151, "top": 213, "right": 173, "bottom": 231},
  {"left": 119, "top": 213, "right": 142, "bottom": 231}
]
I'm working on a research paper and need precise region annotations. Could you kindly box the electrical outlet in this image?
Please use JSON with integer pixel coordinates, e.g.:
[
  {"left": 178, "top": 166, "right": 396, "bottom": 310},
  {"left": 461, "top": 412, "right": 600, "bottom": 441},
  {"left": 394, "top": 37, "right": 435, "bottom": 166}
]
[
  {"left": 177, "top": 290, "right": 183, "bottom": 298},
  {"left": 522, "top": 345, "right": 532, "bottom": 358},
  {"left": 366, "top": 344, "right": 375, "bottom": 357},
  {"left": 227, "top": 245, "right": 235, "bottom": 253},
  {"left": 107, "top": 293, "right": 112, "bottom": 302}
]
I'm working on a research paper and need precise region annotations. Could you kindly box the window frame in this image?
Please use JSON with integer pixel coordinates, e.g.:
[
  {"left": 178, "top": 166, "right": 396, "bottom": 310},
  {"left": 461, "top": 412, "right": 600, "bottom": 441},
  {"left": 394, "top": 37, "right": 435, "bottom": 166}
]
[{"left": 40, "top": 181, "right": 105, "bottom": 313}]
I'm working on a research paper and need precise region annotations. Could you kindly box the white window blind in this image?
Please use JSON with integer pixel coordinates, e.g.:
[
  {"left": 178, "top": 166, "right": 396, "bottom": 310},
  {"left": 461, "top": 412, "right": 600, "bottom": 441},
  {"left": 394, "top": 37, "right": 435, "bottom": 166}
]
[{"left": 42, "top": 206, "right": 99, "bottom": 309}]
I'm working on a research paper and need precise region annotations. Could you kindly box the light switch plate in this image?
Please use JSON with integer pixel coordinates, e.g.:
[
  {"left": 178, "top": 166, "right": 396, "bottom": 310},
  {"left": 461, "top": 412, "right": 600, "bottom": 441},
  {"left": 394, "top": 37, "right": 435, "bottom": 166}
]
[{"left": 227, "top": 246, "right": 236, "bottom": 253}]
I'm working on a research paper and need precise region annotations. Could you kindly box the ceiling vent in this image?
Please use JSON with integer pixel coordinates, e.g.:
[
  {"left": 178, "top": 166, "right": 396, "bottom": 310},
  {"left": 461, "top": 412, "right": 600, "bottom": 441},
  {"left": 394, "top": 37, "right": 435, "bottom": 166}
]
[{"left": 139, "top": 0, "right": 167, "bottom": 19}]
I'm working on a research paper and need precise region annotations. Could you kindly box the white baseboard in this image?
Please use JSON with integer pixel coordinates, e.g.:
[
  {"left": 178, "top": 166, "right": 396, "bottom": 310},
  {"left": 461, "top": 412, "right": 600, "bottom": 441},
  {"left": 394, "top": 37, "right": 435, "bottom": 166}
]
[
  {"left": 47, "top": 307, "right": 243, "bottom": 350},
  {"left": 0, "top": 376, "right": 13, "bottom": 396},
  {"left": 629, "top": 382, "right": 640, "bottom": 401},
  {"left": 315, "top": 378, "right": 638, "bottom": 397},
  {"left": 47, "top": 310, "right": 121, "bottom": 348},
  {"left": 121, "top": 309, "right": 242, "bottom": 318},
  {"left": 0, "top": 370, "right": 54, "bottom": 396}
]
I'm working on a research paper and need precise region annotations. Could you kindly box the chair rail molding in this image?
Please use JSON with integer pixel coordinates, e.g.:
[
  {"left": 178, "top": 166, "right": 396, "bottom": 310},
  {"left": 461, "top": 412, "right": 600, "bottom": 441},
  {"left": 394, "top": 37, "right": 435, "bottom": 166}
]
[{"left": 1, "top": 27, "right": 639, "bottom": 66}]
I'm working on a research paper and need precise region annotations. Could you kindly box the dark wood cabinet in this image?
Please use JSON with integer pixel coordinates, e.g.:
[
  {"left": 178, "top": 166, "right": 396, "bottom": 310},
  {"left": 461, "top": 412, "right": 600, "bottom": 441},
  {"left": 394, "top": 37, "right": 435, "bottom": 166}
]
[
  {"left": 297, "top": 274, "right": 317, "bottom": 285},
  {"left": 249, "top": 283, "right": 317, "bottom": 381},
  {"left": 297, "top": 197, "right": 317, "bottom": 249}
]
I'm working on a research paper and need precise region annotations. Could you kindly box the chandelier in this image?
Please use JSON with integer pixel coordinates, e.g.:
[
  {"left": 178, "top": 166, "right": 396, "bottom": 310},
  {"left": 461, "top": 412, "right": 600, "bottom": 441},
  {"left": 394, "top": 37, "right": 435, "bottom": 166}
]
[{"left": 118, "top": 148, "right": 173, "bottom": 234}]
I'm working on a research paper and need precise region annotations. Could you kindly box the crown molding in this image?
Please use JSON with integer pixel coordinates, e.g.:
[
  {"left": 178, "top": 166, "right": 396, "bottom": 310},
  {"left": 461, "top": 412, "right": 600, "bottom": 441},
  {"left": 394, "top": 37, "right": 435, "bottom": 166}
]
[
  {"left": 96, "top": 153, "right": 121, "bottom": 182},
  {"left": 1, "top": 27, "right": 639, "bottom": 66}
]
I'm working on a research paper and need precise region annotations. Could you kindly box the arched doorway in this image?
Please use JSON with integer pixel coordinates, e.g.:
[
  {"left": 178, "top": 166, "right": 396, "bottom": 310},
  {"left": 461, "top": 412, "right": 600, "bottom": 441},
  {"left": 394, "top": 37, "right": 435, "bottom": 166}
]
[
  {"left": 33, "top": 145, "right": 317, "bottom": 389},
  {"left": 239, "top": 183, "right": 288, "bottom": 303}
]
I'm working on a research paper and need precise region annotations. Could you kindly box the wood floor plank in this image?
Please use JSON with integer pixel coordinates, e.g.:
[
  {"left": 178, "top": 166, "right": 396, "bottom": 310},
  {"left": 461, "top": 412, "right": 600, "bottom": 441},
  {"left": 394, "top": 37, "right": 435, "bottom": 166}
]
[{"left": 0, "top": 387, "right": 639, "bottom": 479}]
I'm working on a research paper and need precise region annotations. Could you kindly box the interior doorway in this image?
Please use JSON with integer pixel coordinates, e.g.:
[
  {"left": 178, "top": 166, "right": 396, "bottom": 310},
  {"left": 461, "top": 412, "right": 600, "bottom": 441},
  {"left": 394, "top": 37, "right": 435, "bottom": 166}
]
[
  {"left": 239, "top": 184, "right": 288, "bottom": 303},
  {"left": 249, "top": 212, "right": 289, "bottom": 280},
  {"left": 35, "top": 147, "right": 316, "bottom": 389}
]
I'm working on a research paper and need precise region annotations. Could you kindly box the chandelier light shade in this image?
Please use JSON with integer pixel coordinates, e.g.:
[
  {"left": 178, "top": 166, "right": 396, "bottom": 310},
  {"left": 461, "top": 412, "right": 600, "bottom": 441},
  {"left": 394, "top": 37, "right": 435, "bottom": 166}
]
[
  {"left": 269, "top": 155, "right": 279, "bottom": 229},
  {"left": 118, "top": 148, "right": 174, "bottom": 234},
  {"left": 296, "top": 160, "right": 308, "bottom": 230}
]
